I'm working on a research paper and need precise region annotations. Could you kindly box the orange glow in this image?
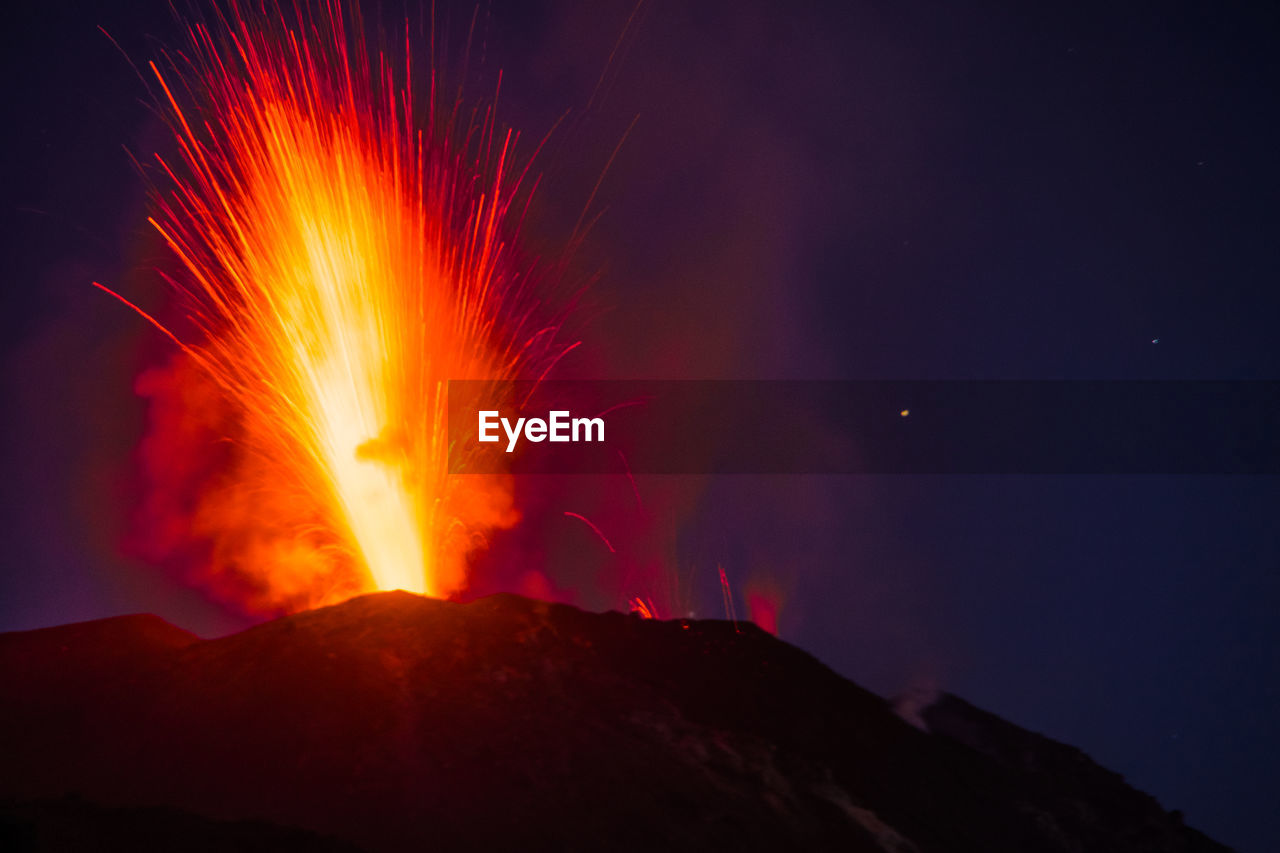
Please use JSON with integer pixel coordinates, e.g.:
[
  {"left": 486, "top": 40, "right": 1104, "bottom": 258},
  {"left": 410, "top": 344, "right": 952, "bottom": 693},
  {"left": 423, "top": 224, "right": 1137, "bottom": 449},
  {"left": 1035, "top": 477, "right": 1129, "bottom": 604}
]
[
  {"left": 117, "top": 4, "right": 564, "bottom": 610},
  {"left": 629, "top": 597, "right": 658, "bottom": 619}
]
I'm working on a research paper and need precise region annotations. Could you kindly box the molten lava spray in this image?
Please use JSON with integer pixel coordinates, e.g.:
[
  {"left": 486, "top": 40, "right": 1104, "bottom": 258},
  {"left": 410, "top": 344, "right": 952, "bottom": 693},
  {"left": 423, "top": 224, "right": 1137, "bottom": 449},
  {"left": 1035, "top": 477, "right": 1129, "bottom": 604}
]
[{"left": 109, "top": 3, "right": 565, "bottom": 611}]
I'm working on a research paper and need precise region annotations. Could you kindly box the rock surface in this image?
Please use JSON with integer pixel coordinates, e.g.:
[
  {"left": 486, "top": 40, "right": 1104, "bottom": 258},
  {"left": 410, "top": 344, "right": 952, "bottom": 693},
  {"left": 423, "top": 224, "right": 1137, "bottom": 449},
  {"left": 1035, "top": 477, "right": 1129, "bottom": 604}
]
[{"left": 0, "top": 591, "right": 1229, "bottom": 852}]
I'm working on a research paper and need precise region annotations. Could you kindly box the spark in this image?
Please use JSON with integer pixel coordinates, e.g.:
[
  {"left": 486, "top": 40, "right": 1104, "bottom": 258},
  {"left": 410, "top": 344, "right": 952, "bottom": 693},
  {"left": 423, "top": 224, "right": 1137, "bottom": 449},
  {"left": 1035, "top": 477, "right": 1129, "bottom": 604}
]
[
  {"left": 122, "top": 2, "right": 561, "bottom": 610},
  {"left": 563, "top": 511, "right": 616, "bottom": 554},
  {"left": 628, "top": 597, "right": 657, "bottom": 619},
  {"left": 718, "top": 565, "right": 739, "bottom": 632},
  {"left": 93, "top": 281, "right": 200, "bottom": 358},
  {"left": 617, "top": 449, "right": 643, "bottom": 510}
]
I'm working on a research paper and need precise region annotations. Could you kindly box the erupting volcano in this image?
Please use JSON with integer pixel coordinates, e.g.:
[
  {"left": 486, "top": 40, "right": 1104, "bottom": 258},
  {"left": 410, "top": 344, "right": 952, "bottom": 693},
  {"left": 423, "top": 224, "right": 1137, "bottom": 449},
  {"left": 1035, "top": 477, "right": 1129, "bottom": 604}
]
[
  {"left": 99, "top": 1, "right": 567, "bottom": 613},
  {"left": 0, "top": 4, "right": 1251, "bottom": 851}
]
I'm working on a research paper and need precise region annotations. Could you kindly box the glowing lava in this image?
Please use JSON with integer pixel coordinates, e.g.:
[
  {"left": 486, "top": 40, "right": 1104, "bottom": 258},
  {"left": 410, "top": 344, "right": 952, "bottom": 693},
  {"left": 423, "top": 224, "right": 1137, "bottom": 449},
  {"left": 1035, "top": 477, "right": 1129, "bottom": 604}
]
[{"left": 108, "top": 3, "right": 564, "bottom": 609}]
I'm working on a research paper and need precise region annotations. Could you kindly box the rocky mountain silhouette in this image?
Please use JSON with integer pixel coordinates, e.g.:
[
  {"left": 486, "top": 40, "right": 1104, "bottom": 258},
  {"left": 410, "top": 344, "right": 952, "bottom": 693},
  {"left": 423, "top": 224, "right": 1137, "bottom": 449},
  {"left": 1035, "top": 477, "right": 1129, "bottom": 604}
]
[{"left": 0, "top": 591, "right": 1229, "bottom": 852}]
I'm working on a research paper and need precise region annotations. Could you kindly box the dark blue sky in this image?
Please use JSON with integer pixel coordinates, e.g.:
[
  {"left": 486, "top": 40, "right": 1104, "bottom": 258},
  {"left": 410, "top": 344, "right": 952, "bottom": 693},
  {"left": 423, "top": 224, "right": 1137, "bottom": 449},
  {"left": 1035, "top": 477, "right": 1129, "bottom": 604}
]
[{"left": 3, "top": 2, "right": 1277, "bottom": 850}]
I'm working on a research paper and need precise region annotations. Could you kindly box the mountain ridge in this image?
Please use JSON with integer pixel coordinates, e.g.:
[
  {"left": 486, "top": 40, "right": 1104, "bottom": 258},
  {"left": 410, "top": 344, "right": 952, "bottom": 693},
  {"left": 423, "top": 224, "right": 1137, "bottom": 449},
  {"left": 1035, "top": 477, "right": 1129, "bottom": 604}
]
[{"left": 0, "top": 591, "right": 1229, "bottom": 852}]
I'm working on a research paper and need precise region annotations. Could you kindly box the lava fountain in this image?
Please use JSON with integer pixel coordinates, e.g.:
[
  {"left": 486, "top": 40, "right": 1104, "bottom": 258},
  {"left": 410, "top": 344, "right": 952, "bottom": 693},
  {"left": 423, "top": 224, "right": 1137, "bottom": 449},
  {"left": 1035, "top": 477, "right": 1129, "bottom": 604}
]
[{"left": 103, "top": 2, "right": 567, "bottom": 611}]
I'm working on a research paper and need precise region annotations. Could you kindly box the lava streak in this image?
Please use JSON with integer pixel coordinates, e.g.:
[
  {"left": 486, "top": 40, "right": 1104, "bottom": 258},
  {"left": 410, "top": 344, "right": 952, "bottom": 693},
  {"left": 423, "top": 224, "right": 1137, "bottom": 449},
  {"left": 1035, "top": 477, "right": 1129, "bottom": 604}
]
[{"left": 115, "top": 2, "right": 562, "bottom": 610}]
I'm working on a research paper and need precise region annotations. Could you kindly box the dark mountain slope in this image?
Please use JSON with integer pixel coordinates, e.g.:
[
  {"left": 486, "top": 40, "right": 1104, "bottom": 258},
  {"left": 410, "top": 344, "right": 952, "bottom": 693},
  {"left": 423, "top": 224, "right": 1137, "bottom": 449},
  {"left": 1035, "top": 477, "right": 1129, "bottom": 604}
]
[{"left": 0, "top": 591, "right": 1228, "bottom": 852}]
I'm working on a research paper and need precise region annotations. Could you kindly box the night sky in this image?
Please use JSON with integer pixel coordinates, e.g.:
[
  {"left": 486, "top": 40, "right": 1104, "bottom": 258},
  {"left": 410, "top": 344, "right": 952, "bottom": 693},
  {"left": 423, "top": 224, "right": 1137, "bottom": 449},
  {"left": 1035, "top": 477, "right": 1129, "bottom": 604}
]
[{"left": 3, "top": 2, "right": 1278, "bottom": 851}]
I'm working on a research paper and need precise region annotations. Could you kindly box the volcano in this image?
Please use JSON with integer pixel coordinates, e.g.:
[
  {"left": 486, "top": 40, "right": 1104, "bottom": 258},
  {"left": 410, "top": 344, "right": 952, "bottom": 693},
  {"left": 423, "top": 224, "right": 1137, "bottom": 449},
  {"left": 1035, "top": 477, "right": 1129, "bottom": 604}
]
[{"left": 0, "top": 592, "right": 1226, "bottom": 852}]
